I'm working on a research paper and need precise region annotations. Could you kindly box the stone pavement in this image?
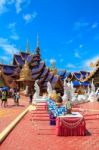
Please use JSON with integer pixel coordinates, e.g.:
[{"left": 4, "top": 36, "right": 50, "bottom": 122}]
[
  {"left": 0, "top": 101, "right": 99, "bottom": 150},
  {"left": 0, "top": 96, "right": 29, "bottom": 132}
]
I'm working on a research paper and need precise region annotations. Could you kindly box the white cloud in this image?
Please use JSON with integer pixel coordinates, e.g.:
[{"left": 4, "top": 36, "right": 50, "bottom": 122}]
[
  {"left": 65, "top": 55, "right": 99, "bottom": 72},
  {"left": 0, "top": 0, "right": 9, "bottom": 14},
  {"left": 0, "top": 0, "right": 15, "bottom": 14},
  {"left": 66, "top": 39, "right": 73, "bottom": 44},
  {"left": 0, "top": 56, "right": 8, "bottom": 61},
  {"left": 74, "top": 45, "right": 83, "bottom": 59},
  {"left": 23, "top": 12, "right": 38, "bottom": 23},
  {"left": 94, "top": 34, "right": 99, "bottom": 41},
  {"left": 91, "top": 22, "right": 98, "bottom": 29},
  {"left": 73, "top": 21, "right": 89, "bottom": 30},
  {"left": 65, "top": 56, "right": 99, "bottom": 72},
  {"left": 8, "top": 22, "right": 16, "bottom": 29},
  {"left": 79, "top": 44, "right": 83, "bottom": 48},
  {"left": 8, "top": 22, "right": 19, "bottom": 40},
  {"left": 74, "top": 52, "right": 81, "bottom": 58},
  {"left": 0, "top": 37, "right": 18, "bottom": 55},
  {"left": 78, "top": 55, "right": 99, "bottom": 72},
  {"left": 66, "top": 63, "right": 76, "bottom": 68},
  {"left": 15, "top": 0, "right": 24, "bottom": 14},
  {"left": 15, "top": 0, "right": 31, "bottom": 14},
  {"left": 0, "top": 0, "right": 30, "bottom": 14},
  {"left": 84, "top": 55, "right": 99, "bottom": 68},
  {"left": 10, "top": 34, "right": 19, "bottom": 40}
]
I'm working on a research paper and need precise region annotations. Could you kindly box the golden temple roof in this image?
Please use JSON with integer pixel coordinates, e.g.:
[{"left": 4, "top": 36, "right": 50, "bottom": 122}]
[
  {"left": 84, "top": 66, "right": 99, "bottom": 81},
  {"left": 83, "top": 59, "right": 99, "bottom": 81},
  {"left": 26, "top": 40, "right": 30, "bottom": 53},
  {"left": 19, "top": 61, "right": 32, "bottom": 81},
  {"left": 50, "top": 68, "right": 57, "bottom": 75},
  {"left": 95, "top": 59, "right": 99, "bottom": 66}
]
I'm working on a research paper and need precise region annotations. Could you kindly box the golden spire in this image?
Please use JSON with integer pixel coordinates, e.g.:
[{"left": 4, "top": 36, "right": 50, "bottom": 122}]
[
  {"left": 26, "top": 40, "right": 30, "bottom": 53},
  {"left": 50, "top": 59, "right": 57, "bottom": 75},
  {"left": 35, "top": 33, "right": 40, "bottom": 55},
  {"left": 90, "top": 62, "right": 94, "bottom": 68},
  {"left": 20, "top": 60, "right": 32, "bottom": 81}
]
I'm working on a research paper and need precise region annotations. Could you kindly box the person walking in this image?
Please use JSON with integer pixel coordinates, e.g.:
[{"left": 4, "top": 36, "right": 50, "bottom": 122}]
[
  {"left": 29, "top": 91, "right": 33, "bottom": 104},
  {"left": 15, "top": 92, "right": 20, "bottom": 106},
  {"left": 1, "top": 90, "right": 7, "bottom": 107},
  {"left": 13, "top": 91, "right": 16, "bottom": 105}
]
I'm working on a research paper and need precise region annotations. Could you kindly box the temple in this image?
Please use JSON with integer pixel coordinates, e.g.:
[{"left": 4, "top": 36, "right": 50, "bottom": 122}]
[
  {"left": 0, "top": 39, "right": 63, "bottom": 95},
  {"left": 0, "top": 37, "right": 99, "bottom": 95}
]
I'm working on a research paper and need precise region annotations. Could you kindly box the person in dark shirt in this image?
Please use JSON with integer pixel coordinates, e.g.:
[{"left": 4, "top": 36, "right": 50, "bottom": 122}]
[
  {"left": 1, "top": 91, "right": 7, "bottom": 107},
  {"left": 15, "top": 92, "right": 20, "bottom": 106},
  {"left": 29, "top": 91, "right": 33, "bottom": 104}
]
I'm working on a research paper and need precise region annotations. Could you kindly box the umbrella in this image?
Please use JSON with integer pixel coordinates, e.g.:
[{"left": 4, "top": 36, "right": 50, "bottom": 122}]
[{"left": 0, "top": 86, "right": 9, "bottom": 91}]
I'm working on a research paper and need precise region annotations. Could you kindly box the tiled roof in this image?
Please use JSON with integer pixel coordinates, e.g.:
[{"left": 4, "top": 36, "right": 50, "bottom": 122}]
[
  {"left": 14, "top": 55, "right": 24, "bottom": 65},
  {"left": 32, "top": 62, "right": 45, "bottom": 74},
  {"left": 40, "top": 68, "right": 48, "bottom": 78},
  {"left": 20, "top": 52, "right": 29, "bottom": 60},
  {"left": 3, "top": 65, "right": 17, "bottom": 75},
  {"left": 72, "top": 80, "right": 81, "bottom": 86},
  {"left": 74, "top": 72, "right": 81, "bottom": 80}
]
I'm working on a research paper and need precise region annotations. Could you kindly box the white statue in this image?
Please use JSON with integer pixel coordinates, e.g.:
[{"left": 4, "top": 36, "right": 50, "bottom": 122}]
[
  {"left": 62, "top": 78, "right": 68, "bottom": 103},
  {"left": 47, "top": 81, "right": 53, "bottom": 97},
  {"left": 70, "top": 82, "right": 77, "bottom": 103},
  {"left": 95, "top": 88, "right": 99, "bottom": 101},
  {"left": 33, "top": 80, "right": 47, "bottom": 104},
  {"left": 85, "top": 85, "right": 90, "bottom": 101},
  {"left": 88, "top": 79, "right": 97, "bottom": 102},
  {"left": 91, "top": 79, "right": 95, "bottom": 92},
  {"left": 70, "top": 82, "right": 75, "bottom": 98},
  {"left": 33, "top": 80, "right": 40, "bottom": 100},
  {"left": 62, "top": 79, "right": 74, "bottom": 104},
  {"left": 87, "top": 85, "right": 90, "bottom": 95},
  {"left": 95, "top": 87, "right": 99, "bottom": 95},
  {"left": 83, "top": 89, "right": 89, "bottom": 102},
  {"left": 67, "top": 82, "right": 72, "bottom": 100},
  {"left": 24, "top": 86, "right": 28, "bottom": 95},
  {"left": 77, "top": 94, "right": 86, "bottom": 102}
]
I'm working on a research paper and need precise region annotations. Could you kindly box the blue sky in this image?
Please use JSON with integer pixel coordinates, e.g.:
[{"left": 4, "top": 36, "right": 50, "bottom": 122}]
[{"left": 0, "top": 0, "right": 99, "bottom": 72}]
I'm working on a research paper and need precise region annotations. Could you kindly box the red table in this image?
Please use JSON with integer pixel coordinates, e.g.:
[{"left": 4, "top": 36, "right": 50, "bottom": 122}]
[{"left": 56, "top": 112, "right": 86, "bottom": 136}]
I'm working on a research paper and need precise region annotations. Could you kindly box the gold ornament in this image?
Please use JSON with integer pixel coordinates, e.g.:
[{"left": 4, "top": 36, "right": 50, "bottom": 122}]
[
  {"left": 90, "top": 62, "right": 94, "bottom": 68},
  {"left": 20, "top": 61, "right": 32, "bottom": 81}
]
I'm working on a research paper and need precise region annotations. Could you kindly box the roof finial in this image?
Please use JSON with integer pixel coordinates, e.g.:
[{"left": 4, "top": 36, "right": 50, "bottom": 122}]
[
  {"left": 35, "top": 33, "right": 40, "bottom": 55},
  {"left": 36, "top": 33, "right": 39, "bottom": 47},
  {"left": 26, "top": 40, "right": 30, "bottom": 53}
]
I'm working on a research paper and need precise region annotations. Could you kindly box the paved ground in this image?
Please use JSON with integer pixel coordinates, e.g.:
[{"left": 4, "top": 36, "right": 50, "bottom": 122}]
[
  {"left": 0, "top": 101, "right": 99, "bottom": 150},
  {"left": 0, "top": 96, "right": 29, "bottom": 132}
]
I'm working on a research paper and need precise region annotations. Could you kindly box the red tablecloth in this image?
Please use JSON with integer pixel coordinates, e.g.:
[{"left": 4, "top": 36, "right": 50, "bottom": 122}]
[{"left": 56, "top": 116, "right": 86, "bottom": 136}]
